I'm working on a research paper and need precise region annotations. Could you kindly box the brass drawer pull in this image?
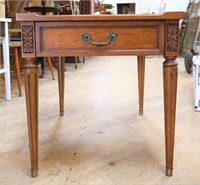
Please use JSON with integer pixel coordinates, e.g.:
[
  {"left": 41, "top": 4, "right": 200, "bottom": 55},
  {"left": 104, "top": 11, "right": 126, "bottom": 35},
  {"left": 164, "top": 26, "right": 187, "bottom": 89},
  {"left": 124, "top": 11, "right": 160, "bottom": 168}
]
[{"left": 82, "top": 32, "right": 117, "bottom": 46}]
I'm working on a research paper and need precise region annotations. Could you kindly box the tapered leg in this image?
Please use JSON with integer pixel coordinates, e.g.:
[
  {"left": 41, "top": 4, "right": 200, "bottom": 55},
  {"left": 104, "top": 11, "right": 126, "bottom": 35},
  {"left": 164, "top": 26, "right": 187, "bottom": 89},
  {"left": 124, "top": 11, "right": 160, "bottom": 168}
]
[
  {"left": 14, "top": 47, "right": 22, "bottom": 96},
  {"left": 163, "top": 57, "right": 178, "bottom": 176},
  {"left": 58, "top": 57, "right": 65, "bottom": 116},
  {"left": 137, "top": 56, "right": 145, "bottom": 115},
  {"left": 24, "top": 58, "right": 39, "bottom": 178},
  {"left": 47, "top": 57, "right": 55, "bottom": 80}
]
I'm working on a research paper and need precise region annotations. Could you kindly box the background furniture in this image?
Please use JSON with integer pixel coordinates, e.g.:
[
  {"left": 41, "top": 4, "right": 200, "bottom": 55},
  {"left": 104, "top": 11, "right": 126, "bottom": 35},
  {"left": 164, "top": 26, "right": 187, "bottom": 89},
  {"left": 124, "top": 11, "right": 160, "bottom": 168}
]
[
  {"left": 9, "top": 40, "right": 22, "bottom": 96},
  {"left": 54, "top": 0, "right": 92, "bottom": 15},
  {"left": 0, "top": 18, "right": 11, "bottom": 100},
  {"left": 54, "top": 0, "right": 92, "bottom": 68},
  {"left": 24, "top": 0, "right": 60, "bottom": 78},
  {"left": 6, "top": 0, "right": 56, "bottom": 79},
  {"left": 9, "top": 28, "right": 22, "bottom": 96}
]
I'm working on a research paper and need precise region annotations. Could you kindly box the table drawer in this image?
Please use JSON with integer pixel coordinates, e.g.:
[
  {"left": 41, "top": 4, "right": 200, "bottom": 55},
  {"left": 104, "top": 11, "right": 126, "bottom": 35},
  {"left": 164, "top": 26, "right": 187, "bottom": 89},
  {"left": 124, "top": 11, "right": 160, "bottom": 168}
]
[{"left": 35, "top": 21, "right": 164, "bottom": 56}]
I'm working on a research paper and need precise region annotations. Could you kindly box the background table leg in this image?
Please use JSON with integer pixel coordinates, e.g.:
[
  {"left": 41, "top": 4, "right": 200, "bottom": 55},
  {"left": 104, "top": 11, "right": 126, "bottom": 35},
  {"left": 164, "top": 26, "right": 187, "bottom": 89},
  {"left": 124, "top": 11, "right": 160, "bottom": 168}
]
[
  {"left": 163, "top": 57, "right": 178, "bottom": 176},
  {"left": 14, "top": 47, "right": 22, "bottom": 96},
  {"left": 24, "top": 58, "right": 39, "bottom": 178}
]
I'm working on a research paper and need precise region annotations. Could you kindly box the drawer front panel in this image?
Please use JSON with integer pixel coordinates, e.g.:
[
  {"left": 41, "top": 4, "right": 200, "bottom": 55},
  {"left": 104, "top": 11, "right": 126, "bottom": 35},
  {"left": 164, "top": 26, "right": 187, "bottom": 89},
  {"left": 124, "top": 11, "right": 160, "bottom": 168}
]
[{"left": 35, "top": 21, "right": 164, "bottom": 56}]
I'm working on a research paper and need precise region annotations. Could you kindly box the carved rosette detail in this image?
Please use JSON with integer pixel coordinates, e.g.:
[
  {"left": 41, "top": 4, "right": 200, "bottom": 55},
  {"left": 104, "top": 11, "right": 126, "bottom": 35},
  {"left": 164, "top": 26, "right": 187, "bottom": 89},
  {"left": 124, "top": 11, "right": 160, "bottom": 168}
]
[
  {"left": 22, "top": 25, "right": 34, "bottom": 53},
  {"left": 166, "top": 24, "right": 178, "bottom": 52}
]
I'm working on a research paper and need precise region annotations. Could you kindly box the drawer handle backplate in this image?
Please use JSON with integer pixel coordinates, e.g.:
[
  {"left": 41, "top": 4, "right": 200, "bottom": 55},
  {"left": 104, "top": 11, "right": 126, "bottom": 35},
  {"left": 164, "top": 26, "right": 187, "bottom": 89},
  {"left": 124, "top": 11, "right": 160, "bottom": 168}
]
[{"left": 82, "top": 32, "right": 117, "bottom": 46}]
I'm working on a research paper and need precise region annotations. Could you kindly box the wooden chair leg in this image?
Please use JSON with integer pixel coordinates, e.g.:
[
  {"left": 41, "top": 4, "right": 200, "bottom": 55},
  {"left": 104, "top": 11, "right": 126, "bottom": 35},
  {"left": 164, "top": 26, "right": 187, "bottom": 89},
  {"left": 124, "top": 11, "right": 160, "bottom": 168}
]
[
  {"left": 75, "top": 56, "right": 78, "bottom": 69},
  {"left": 40, "top": 58, "right": 45, "bottom": 78},
  {"left": 47, "top": 57, "right": 55, "bottom": 80},
  {"left": 137, "top": 56, "right": 145, "bottom": 115},
  {"left": 14, "top": 47, "right": 22, "bottom": 96}
]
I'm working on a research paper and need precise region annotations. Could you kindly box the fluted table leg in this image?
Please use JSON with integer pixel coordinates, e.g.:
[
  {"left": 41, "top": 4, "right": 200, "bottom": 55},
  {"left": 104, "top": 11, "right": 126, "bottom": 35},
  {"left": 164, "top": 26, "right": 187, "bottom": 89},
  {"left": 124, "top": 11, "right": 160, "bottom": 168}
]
[
  {"left": 24, "top": 58, "right": 39, "bottom": 178},
  {"left": 163, "top": 57, "right": 178, "bottom": 176}
]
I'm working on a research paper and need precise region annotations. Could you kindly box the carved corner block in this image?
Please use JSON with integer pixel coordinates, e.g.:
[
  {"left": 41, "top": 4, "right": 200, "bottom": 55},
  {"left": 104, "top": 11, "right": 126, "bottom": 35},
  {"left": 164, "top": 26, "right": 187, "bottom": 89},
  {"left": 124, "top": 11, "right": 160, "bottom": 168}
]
[
  {"left": 166, "top": 24, "right": 178, "bottom": 52},
  {"left": 21, "top": 24, "right": 35, "bottom": 57},
  {"left": 165, "top": 21, "right": 179, "bottom": 57}
]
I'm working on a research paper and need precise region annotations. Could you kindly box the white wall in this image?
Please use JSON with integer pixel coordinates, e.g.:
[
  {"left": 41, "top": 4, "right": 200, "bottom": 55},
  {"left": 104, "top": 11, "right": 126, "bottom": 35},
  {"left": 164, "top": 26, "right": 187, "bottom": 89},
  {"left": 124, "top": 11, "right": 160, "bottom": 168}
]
[
  {"left": 0, "top": 0, "right": 5, "bottom": 18},
  {"left": 103, "top": 0, "right": 189, "bottom": 14}
]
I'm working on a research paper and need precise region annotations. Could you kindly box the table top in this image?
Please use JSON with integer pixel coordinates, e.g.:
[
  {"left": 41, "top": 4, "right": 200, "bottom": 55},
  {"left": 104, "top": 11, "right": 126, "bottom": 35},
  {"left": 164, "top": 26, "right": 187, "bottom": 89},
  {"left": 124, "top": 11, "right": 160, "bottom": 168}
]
[{"left": 16, "top": 12, "right": 185, "bottom": 22}]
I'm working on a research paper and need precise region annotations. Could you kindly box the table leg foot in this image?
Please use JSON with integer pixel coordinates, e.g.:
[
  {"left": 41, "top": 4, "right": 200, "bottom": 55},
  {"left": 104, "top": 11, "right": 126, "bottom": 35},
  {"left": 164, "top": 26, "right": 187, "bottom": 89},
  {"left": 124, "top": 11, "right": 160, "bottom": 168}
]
[
  {"left": 60, "top": 111, "right": 64, "bottom": 116},
  {"left": 139, "top": 109, "right": 143, "bottom": 115},
  {"left": 166, "top": 168, "right": 173, "bottom": 176},
  {"left": 31, "top": 169, "right": 38, "bottom": 178}
]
